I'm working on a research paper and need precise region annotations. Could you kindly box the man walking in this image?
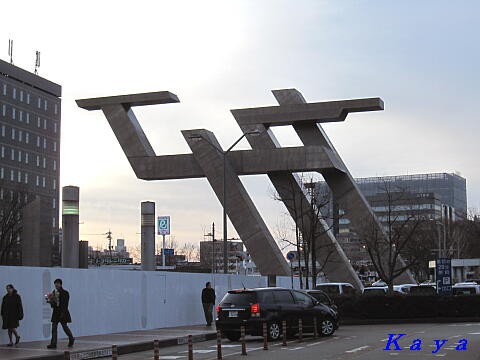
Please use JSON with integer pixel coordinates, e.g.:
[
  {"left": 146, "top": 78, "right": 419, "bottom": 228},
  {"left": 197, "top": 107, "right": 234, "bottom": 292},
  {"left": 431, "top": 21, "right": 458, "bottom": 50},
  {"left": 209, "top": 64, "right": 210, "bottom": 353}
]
[
  {"left": 201, "top": 282, "right": 216, "bottom": 326},
  {"left": 46, "top": 279, "right": 74, "bottom": 349}
]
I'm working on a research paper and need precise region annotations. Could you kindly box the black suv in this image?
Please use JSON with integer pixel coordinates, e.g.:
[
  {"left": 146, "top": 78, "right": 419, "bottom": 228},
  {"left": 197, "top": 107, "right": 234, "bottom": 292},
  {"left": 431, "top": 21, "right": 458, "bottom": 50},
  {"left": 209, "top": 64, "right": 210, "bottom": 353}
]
[{"left": 215, "top": 287, "right": 339, "bottom": 341}]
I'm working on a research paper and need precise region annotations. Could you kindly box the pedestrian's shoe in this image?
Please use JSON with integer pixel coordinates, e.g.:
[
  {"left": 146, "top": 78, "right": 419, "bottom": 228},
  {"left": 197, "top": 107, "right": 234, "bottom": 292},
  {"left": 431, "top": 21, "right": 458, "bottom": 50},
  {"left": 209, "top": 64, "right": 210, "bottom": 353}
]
[
  {"left": 7, "top": 343, "right": 13, "bottom": 347},
  {"left": 47, "top": 344, "right": 57, "bottom": 349},
  {"left": 15, "top": 335, "right": 20, "bottom": 345},
  {"left": 68, "top": 338, "right": 75, "bottom": 347}
]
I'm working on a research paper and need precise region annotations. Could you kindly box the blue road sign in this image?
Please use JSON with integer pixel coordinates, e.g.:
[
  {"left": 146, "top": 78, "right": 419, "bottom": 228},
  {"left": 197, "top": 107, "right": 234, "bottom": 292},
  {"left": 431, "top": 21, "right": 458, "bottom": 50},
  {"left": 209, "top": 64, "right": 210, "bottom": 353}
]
[
  {"left": 163, "top": 248, "right": 174, "bottom": 256},
  {"left": 436, "top": 258, "right": 452, "bottom": 295},
  {"left": 286, "top": 251, "right": 296, "bottom": 261},
  {"left": 157, "top": 216, "right": 171, "bottom": 235}
]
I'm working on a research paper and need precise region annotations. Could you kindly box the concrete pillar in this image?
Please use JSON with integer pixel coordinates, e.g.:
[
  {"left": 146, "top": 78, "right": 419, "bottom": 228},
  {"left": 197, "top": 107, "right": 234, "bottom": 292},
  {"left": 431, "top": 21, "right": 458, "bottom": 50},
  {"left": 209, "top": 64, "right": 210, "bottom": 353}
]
[
  {"left": 141, "top": 201, "right": 155, "bottom": 271},
  {"left": 62, "top": 186, "right": 80, "bottom": 268},
  {"left": 79, "top": 240, "right": 89, "bottom": 269}
]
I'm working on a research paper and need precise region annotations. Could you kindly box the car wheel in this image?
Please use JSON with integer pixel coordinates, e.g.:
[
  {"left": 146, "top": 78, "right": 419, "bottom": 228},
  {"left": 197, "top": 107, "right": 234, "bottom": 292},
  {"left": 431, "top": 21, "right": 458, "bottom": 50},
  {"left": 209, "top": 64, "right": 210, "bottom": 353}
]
[
  {"left": 320, "top": 317, "right": 335, "bottom": 336},
  {"left": 268, "top": 321, "right": 281, "bottom": 341},
  {"left": 225, "top": 332, "right": 241, "bottom": 342}
]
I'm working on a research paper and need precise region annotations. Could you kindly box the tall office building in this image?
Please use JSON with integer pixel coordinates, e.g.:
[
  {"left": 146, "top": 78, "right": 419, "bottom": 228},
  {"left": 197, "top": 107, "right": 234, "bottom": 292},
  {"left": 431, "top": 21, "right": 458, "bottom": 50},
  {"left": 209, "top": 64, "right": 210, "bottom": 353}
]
[{"left": 0, "top": 59, "right": 61, "bottom": 266}]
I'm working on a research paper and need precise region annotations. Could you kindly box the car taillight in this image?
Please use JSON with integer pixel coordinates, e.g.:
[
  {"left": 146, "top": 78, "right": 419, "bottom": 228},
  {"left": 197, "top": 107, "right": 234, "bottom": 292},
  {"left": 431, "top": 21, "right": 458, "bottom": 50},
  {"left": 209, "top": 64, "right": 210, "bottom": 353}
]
[
  {"left": 250, "top": 303, "right": 260, "bottom": 317},
  {"left": 216, "top": 305, "right": 221, "bottom": 315}
]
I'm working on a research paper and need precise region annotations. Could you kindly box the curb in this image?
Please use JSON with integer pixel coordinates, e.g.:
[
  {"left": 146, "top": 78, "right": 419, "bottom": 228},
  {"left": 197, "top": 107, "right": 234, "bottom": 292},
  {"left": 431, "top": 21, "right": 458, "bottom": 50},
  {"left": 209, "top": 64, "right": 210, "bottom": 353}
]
[{"left": 21, "top": 332, "right": 218, "bottom": 360}]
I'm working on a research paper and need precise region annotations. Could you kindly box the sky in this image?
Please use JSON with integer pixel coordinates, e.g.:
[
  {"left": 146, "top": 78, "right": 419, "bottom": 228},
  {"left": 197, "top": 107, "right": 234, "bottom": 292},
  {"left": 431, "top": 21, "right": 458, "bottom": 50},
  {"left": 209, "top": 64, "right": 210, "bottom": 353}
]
[{"left": 1, "top": 1, "right": 479, "bottom": 253}]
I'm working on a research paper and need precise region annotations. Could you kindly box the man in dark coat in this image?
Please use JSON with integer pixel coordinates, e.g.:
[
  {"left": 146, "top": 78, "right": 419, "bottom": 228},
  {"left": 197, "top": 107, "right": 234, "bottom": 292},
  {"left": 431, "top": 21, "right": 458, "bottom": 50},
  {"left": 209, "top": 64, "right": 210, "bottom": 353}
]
[
  {"left": 47, "top": 279, "right": 74, "bottom": 349},
  {"left": 201, "top": 282, "right": 216, "bottom": 326},
  {"left": 1, "top": 284, "right": 23, "bottom": 346}
]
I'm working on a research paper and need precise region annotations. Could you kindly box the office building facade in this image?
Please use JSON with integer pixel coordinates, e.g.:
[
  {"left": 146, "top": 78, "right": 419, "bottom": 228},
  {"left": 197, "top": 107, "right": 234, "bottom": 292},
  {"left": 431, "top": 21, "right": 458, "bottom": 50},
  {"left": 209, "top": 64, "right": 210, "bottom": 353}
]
[{"left": 0, "top": 59, "right": 61, "bottom": 266}]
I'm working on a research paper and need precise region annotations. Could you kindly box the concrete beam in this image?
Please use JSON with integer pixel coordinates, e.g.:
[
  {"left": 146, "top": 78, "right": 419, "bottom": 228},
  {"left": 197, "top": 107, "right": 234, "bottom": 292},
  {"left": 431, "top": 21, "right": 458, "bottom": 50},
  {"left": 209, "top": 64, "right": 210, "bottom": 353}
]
[
  {"left": 231, "top": 97, "right": 384, "bottom": 127},
  {"left": 76, "top": 91, "right": 179, "bottom": 110},
  {"left": 182, "top": 129, "right": 290, "bottom": 276}
]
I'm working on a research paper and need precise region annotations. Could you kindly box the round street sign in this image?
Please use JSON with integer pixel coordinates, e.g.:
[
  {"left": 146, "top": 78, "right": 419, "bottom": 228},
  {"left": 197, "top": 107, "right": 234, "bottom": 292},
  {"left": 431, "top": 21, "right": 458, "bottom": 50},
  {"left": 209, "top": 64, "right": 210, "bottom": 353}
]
[{"left": 286, "top": 251, "right": 296, "bottom": 261}]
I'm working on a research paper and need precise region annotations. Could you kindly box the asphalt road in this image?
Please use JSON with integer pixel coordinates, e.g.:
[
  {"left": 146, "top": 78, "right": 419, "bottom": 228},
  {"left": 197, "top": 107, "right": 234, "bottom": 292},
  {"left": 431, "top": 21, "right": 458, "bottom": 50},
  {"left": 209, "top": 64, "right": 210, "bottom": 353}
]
[{"left": 120, "top": 323, "right": 480, "bottom": 360}]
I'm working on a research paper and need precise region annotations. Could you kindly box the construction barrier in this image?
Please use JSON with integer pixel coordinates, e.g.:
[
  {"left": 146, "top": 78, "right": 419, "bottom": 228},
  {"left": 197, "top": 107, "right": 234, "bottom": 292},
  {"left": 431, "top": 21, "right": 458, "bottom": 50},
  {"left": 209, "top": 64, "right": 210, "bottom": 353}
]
[
  {"left": 282, "top": 320, "right": 287, "bottom": 346},
  {"left": 112, "top": 344, "right": 118, "bottom": 360},
  {"left": 63, "top": 351, "right": 70, "bottom": 360},
  {"left": 263, "top": 322, "right": 268, "bottom": 350},
  {"left": 188, "top": 335, "right": 193, "bottom": 360},
  {"left": 298, "top": 318, "right": 303, "bottom": 343},
  {"left": 217, "top": 330, "right": 222, "bottom": 360},
  {"left": 154, "top": 339, "right": 160, "bottom": 360},
  {"left": 313, "top": 317, "right": 318, "bottom": 338}
]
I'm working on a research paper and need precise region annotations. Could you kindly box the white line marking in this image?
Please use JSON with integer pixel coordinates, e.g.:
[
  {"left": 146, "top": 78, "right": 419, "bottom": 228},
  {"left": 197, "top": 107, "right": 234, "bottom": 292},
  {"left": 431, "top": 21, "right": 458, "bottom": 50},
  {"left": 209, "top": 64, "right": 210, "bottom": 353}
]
[
  {"left": 468, "top": 332, "right": 480, "bottom": 335},
  {"left": 380, "top": 338, "right": 389, "bottom": 342},
  {"left": 158, "top": 357, "right": 185, "bottom": 360},
  {"left": 179, "top": 349, "right": 215, "bottom": 354},
  {"left": 390, "top": 353, "right": 399, "bottom": 356},
  {"left": 435, "top": 354, "right": 446, "bottom": 357},
  {"left": 345, "top": 345, "right": 369, "bottom": 353},
  {"left": 210, "top": 344, "right": 240, "bottom": 348},
  {"left": 306, "top": 341, "right": 326, "bottom": 347},
  {"left": 288, "top": 346, "right": 305, "bottom": 351}
]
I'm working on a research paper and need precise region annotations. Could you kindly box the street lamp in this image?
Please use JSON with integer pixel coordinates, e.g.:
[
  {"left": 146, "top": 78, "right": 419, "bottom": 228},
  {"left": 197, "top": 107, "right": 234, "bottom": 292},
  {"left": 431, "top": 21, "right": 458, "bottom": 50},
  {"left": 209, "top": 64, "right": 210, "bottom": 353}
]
[{"left": 189, "top": 129, "right": 262, "bottom": 273}]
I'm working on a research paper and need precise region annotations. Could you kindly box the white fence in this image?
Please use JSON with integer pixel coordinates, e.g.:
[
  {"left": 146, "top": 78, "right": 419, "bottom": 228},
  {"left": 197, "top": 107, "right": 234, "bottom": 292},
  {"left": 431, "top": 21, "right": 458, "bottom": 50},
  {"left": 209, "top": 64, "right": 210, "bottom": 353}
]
[{"left": 0, "top": 266, "right": 299, "bottom": 342}]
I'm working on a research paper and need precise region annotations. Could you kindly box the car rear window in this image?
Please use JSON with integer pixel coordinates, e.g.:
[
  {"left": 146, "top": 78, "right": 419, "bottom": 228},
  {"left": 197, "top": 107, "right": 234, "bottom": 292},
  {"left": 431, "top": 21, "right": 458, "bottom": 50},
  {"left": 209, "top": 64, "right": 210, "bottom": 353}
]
[
  {"left": 257, "top": 291, "right": 275, "bottom": 303},
  {"left": 310, "top": 292, "right": 329, "bottom": 304},
  {"left": 273, "top": 290, "right": 295, "bottom": 304},
  {"left": 222, "top": 292, "right": 257, "bottom": 305},
  {"left": 316, "top": 285, "right": 340, "bottom": 295},
  {"left": 453, "top": 287, "right": 477, "bottom": 295}
]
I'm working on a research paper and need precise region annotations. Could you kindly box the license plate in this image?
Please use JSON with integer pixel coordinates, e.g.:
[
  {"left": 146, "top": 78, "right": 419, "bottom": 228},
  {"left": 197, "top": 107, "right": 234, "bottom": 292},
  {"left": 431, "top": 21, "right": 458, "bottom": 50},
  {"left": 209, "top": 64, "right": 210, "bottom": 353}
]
[{"left": 229, "top": 311, "right": 238, "bottom": 318}]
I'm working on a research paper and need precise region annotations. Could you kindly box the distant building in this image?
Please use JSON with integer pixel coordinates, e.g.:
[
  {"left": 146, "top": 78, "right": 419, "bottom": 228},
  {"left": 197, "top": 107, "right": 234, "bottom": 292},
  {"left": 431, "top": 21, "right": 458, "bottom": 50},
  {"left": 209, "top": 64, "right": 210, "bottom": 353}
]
[
  {"left": 88, "top": 239, "right": 132, "bottom": 266},
  {"left": 200, "top": 240, "right": 245, "bottom": 274},
  {"left": 0, "top": 59, "right": 61, "bottom": 266}
]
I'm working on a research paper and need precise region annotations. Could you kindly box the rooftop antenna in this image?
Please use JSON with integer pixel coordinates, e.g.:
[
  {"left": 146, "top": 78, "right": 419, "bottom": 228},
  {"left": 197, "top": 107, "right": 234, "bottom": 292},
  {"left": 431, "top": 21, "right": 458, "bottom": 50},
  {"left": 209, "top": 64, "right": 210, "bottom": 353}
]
[
  {"left": 8, "top": 39, "right": 13, "bottom": 64},
  {"left": 34, "top": 51, "right": 41, "bottom": 75}
]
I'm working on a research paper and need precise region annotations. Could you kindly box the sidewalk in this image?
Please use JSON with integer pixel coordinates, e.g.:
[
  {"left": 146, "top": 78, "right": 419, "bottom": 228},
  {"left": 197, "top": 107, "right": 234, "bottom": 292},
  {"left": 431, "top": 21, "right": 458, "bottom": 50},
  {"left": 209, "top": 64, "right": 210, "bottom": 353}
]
[{"left": 0, "top": 325, "right": 217, "bottom": 360}]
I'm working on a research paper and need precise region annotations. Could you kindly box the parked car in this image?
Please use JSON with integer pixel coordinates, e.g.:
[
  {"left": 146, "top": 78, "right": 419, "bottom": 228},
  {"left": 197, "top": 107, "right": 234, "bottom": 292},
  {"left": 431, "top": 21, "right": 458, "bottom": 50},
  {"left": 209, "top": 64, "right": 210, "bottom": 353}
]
[
  {"left": 305, "top": 289, "right": 338, "bottom": 311},
  {"left": 314, "top": 282, "right": 357, "bottom": 296},
  {"left": 216, "top": 287, "right": 339, "bottom": 341},
  {"left": 453, "top": 283, "right": 480, "bottom": 295},
  {"left": 362, "top": 286, "right": 388, "bottom": 295},
  {"left": 371, "top": 280, "right": 387, "bottom": 287},
  {"left": 408, "top": 286, "right": 437, "bottom": 296},
  {"left": 393, "top": 284, "right": 418, "bottom": 294}
]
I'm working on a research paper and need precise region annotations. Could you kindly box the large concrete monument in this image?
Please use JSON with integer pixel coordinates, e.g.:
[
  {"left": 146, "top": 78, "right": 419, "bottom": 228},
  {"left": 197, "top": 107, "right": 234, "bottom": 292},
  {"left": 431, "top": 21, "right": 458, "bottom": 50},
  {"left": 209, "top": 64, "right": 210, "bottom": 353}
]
[{"left": 77, "top": 90, "right": 414, "bottom": 286}]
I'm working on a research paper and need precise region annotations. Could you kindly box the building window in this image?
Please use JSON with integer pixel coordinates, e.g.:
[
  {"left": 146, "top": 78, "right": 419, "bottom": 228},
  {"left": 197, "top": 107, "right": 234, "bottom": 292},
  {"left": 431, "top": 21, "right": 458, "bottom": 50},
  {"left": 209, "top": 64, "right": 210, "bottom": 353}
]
[
  {"left": 0, "top": 168, "right": 3, "bottom": 179},
  {"left": 44, "top": 100, "right": 48, "bottom": 111},
  {"left": 43, "top": 157, "right": 46, "bottom": 168},
  {"left": 2, "top": 84, "right": 6, "bottom": 96},
  {"left": 54, "top": 103, "right": 58, "bottom": 115},
  {"left": 17, "top": 171, "right": 21, "bottom": 183},
  {"left": 24, "top": 173, "right": 28, "bottom": 184},
  {"left": 26, "top": 112, "right": 30, "bottom": 124},
  {"left": 53, "top": 141, "right": 57, "bottom": 152},
  {"left": 20, "top": 91, "right": 23, "bottom": 102},
  {"left": 36, "top": 156, "right": 39, "bottom": 167},
  {"left": 43, "top": 119, "right": 47, "bottom": 129},
  {"left": 25, "top": 153, "right": 29, "bottom": 164},
  {"left": 37, "top": 97, "right": 41, "bottom": 109},
  {"left": 2, "top": 104, "right": 5, "bottom": 117},
  {"left": 10, "top": 170, "right": 14, "bottom": 181},
  {"left": 53, "top": 179, "right": 56, "bottom": 190},
  {"left": 42, "top": 177, "right": 46, "bottom": 187},
  {"left": 1, "top": 146, "right": 3, "bottom": 158},
  {"left": 37, "top": 117, "right": 41, "bottom": 128},
  {"left": 54, "top": 122, "right": 57, "bottom": 133},
  {"left": 25, "top": 132, "right": 29, "bottom": 144},
  {"left": 36, "top": 175, "right": 39, "bottom": 186},
  {"left": 11, "top": 128, "right": 15, "bottom": 140},
  {"left": 52, "top": 217, "right": 56, "bottom": 228},
  {"left": 43, "top": 138, "right": 47, "bottom": 149},
  {"left": 18, "top": 150, "right": 22, "bottom": 162},
  {"left": 53, "top": 198, "right": 56, "bottom": 209},
  {"left": 19, "top": 130, "right": 22, "bottom": 142},
  {"left": 19, "top": 110, "right": 23, "bottom": 122},
  {"left": 27, "top": 93, "right": 30, "bottom": 104},
  {"left": 0, "top": 188, "right": 3, "bottom": 200},
  {"left": 36, "top": 136, "right": 40, "bottom": 147},
  {"left": 11, "top": 149, "right": 14, "bottom": 161},
  {"left": 12, "top": 108, "right": 15, "bottom": 120},
  {"left": 12, "top": 88, "right": 16, "bottom": 100},
  {"left": 53, "top": 159, "right": 57, "bottom": 171},
  {"left": 1, "top": 125, "right": 4, "bottom": 137}
]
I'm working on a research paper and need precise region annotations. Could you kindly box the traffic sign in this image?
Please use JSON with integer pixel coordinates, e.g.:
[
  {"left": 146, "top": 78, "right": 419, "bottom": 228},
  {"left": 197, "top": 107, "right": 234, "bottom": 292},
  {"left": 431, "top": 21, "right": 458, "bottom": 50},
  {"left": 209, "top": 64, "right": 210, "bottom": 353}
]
[
  {"left": 157, "top": 216, "right": 171, "bottom": 235},
  {"left": 163, "top": 248, "right": 174, "bottom": 256},
  {"left": 436, "top": 258, "right": 452, "bottom": 295},
  {"left": 286, "top": 251, "right": 296, "bottom": 261}
]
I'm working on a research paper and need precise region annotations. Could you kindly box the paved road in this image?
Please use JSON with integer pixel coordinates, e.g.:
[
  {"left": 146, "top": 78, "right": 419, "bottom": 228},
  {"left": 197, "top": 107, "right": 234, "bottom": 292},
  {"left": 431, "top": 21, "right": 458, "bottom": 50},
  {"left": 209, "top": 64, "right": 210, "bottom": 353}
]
[{"left": 120, "top": 323, "right": 480, "bottom": 360}]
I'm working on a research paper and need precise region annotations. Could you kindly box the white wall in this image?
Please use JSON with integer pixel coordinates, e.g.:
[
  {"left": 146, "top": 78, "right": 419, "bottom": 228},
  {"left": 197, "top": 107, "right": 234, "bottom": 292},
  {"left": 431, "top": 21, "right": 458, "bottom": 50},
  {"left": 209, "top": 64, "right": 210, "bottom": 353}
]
[{"left": 0, "top": 266, "right": 299, "bottom": 342}]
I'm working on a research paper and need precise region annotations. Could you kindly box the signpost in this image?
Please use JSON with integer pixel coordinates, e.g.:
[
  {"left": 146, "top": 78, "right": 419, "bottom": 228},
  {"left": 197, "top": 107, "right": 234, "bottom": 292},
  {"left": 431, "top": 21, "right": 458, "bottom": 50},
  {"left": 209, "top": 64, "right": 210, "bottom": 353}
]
[
  {"left": 158, "top": 216, "right": 171, "bottom": 268},
  {"left": 436, "top": 258, "right": 452, "bottom": 295},
  {"left": 286, "top": 251, "right": 296, "bottom": 289}
]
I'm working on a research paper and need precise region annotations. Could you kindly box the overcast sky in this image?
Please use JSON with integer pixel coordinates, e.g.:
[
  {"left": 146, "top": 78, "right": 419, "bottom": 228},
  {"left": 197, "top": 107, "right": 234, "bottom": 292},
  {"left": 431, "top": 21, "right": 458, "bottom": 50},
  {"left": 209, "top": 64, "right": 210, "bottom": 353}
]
[{"left": 2, "top": 1, "right": 479, "bottom": 253}]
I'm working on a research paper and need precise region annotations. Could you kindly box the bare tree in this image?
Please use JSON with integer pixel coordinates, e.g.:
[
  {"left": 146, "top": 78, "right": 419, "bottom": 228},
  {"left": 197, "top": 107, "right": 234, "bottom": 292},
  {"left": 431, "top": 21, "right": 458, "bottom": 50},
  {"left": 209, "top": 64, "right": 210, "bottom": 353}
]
[
  {"left": 358, "top": 183, "right": 431, "bottom": 292},
  {"left": 0, "top": 184, "right": 31, "bottom": 265},
  {"left": 271, "top": 174, "right": 337, "bottom": 289},
  {"left": 178, "top": 242, "right": 200, "bottom": 262}
]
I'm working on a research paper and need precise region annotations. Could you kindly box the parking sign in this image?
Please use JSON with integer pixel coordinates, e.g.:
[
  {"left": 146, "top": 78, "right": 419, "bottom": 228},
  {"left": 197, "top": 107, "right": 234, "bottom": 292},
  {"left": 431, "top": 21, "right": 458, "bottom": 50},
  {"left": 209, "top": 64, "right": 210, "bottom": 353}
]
[{"left": 157, "top": 216, "right": 171, "bottom": 235}]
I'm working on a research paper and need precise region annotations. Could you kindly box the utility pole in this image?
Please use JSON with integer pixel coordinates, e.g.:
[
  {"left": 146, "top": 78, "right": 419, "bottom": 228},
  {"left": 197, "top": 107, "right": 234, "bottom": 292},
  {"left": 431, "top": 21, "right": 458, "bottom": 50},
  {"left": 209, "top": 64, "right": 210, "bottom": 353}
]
[{"left": 107, "top": 229, "right": 113, "bottom": 261}]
